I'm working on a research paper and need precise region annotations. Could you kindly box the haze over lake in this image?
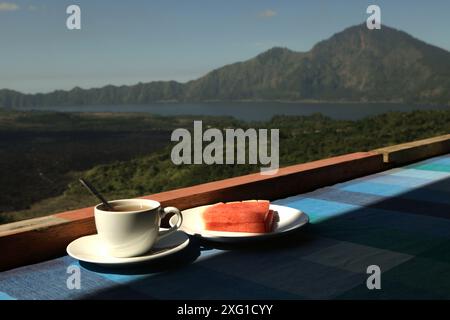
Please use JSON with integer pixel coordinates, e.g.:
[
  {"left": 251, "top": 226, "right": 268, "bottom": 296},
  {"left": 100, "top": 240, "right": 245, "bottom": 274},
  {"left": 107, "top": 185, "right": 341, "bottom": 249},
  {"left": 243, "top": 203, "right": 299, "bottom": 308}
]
[{"left": 14, "top": 102, "right": 450, "bottom": 121}]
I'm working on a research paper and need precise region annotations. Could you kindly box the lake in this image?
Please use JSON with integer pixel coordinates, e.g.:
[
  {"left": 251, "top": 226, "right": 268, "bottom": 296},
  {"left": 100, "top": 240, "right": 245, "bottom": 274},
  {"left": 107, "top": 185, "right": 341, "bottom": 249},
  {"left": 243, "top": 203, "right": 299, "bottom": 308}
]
[{"left": 15, "top": 102, "right": 450, "bottom": 121}]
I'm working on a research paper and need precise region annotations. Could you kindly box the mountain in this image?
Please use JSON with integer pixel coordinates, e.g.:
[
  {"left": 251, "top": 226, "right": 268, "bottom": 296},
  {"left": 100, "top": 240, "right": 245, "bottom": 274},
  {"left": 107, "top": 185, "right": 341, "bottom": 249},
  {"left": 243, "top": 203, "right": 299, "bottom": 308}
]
[{"left": 1, "top": 23, "right": 449, "bottom": 107}]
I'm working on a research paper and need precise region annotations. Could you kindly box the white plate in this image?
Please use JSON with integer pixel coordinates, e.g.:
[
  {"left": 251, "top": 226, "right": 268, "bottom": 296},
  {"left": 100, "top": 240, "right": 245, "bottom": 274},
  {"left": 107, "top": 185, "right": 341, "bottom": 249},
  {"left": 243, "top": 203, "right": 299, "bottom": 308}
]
[
  {"left": 171, "top": 204, "right": 309, "bottom": 243},
  {"left": 66, "top": 230, "right": 189, "bottom": 266}
]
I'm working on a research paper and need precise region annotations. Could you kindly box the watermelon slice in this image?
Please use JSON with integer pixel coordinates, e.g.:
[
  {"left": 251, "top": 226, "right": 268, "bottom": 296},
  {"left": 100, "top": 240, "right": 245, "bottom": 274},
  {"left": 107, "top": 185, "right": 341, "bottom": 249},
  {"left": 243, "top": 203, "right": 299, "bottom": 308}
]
[
  {"left": 203, "top": 200, "right": 275, "bottom": 233},
  {"left": 265, "top": 210, "right": 275, "bottom": 232},
  {"left": 203, "top": 200, "right": 270, "bottom": 223}
]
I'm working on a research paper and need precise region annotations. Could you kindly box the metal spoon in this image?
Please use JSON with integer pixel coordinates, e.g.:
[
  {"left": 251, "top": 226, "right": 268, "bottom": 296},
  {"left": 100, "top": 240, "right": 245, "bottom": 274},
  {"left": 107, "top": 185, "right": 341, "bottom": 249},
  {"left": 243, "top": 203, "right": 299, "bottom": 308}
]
[{"left": 79, "top": 178, "right": 114, "bottom": 211}]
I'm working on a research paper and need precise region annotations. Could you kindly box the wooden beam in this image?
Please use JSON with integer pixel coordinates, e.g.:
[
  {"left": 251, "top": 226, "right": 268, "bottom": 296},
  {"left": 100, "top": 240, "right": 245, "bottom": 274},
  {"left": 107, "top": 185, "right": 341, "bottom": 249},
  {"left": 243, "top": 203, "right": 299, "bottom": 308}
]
[{"left": 374, "top": 134, "right": 450, "bottom": 165}]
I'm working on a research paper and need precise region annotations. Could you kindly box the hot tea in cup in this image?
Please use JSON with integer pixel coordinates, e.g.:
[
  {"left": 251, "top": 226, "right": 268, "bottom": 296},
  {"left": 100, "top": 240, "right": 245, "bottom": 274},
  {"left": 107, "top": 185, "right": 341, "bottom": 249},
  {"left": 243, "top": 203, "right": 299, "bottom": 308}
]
[{"left": 94, "top": 199, "right": 183, "bottom": 258}]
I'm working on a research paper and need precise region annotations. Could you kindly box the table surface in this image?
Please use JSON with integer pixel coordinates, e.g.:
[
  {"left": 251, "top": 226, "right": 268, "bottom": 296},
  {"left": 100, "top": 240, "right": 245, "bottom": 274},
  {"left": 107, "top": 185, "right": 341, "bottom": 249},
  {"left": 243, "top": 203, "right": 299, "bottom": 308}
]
[{"left": 1, "top": 154, "right": 450, "bottom": 300}]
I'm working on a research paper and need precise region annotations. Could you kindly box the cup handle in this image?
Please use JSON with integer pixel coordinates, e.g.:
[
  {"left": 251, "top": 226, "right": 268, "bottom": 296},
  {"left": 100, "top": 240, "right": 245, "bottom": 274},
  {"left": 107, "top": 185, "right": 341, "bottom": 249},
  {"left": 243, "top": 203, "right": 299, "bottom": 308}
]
[{"left": 158, "top": 206, "right": 183, "bottom": 240}]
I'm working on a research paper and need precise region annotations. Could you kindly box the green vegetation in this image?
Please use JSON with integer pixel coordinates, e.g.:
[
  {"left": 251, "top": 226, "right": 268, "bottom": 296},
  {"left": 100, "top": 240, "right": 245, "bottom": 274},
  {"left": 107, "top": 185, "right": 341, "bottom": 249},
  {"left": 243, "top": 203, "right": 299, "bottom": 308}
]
[
  {"left": 0, "top": 110, "right": 239, "bottom": 220},
  {"left": 1, "top": 24, "right": 449, "bottom": 108},
  {"left": 1, "top": 109, "right": 450, "bottom": 224}
]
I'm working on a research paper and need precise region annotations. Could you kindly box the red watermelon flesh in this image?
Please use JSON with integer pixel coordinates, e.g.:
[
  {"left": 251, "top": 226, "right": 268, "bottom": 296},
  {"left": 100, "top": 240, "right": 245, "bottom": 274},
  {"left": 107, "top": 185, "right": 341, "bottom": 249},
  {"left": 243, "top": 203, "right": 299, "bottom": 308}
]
[
  {"left": 203, "top": 201, "right": 274, "bottom": 233},
  {"left": 203, "top": 200, "right": 270, "bottom": 224},
  {"left": 204, "top": 222, "right": 267, "bottom": 233}
]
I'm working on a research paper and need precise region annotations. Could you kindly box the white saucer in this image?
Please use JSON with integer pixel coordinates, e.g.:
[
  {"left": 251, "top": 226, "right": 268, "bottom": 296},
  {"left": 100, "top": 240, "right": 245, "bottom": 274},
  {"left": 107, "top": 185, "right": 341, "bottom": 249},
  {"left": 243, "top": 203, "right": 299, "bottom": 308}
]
[
  {"left": 66, "top": 230, "right": 189, "bottom": 266},
  {"left": 171, "top": 204, "right": 309, "bottom": 243}
]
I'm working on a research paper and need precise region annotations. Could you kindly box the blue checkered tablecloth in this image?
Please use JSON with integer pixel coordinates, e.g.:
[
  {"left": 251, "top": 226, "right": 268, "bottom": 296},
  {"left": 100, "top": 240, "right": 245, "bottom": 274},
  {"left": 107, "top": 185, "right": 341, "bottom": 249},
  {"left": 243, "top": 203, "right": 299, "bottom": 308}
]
[{"left": 1, "top": 154, "right": 450, "bottom": 299}]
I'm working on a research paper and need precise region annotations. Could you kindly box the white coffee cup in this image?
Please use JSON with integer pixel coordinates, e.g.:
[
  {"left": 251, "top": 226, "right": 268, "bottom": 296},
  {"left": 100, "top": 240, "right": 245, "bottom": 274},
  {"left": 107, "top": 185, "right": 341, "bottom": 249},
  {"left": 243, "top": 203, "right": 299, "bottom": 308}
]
[{"left": 94, "top": 199, "right": 183, "bottom": 258}]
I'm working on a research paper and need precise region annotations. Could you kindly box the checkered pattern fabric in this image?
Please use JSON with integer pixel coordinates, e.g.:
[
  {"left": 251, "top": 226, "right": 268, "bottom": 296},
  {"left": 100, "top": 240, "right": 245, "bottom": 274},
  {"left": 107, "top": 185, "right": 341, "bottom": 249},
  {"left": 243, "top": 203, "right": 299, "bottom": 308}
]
[{"left": 1, "top": 154, "right": 450, "bottom": 299}]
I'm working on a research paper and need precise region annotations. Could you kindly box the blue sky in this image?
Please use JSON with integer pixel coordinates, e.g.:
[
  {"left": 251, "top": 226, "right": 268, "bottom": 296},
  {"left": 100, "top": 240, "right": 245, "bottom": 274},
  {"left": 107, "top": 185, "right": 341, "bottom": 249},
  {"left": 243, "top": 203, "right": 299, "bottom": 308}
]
[{"left": 1, "top": 0, "right": 449, "bottom": 93}]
